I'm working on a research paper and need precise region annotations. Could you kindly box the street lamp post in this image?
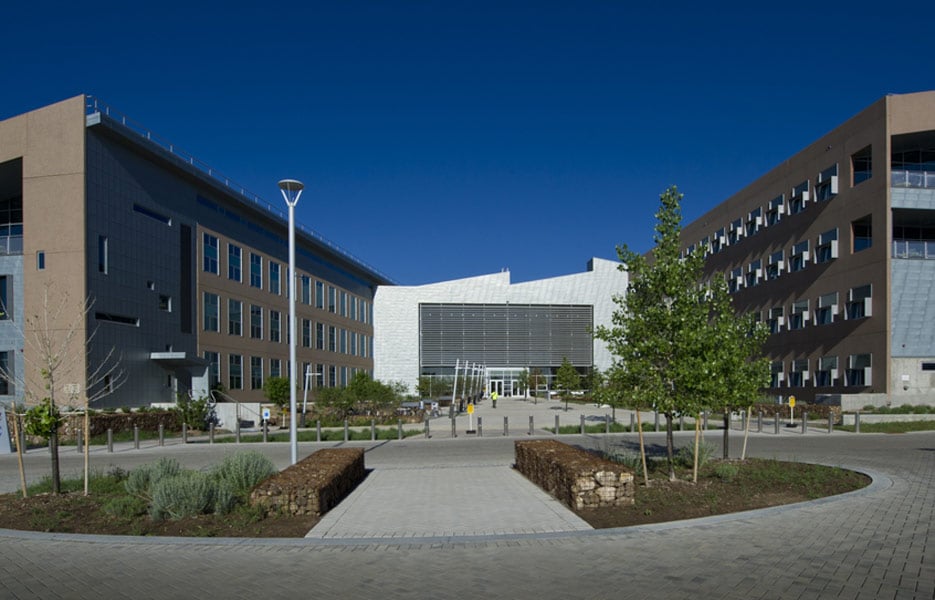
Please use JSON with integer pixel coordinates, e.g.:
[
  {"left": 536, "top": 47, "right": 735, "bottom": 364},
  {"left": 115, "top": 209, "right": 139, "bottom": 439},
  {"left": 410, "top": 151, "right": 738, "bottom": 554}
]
[{"left": 279, "top": 178, "right": 304, "bottom": 465}]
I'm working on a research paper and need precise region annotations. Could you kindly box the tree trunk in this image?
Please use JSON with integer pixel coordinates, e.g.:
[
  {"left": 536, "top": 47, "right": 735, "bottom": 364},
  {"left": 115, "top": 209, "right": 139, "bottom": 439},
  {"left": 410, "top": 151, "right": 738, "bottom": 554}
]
[
  {"left": 11, "top": 411, "right": 27, "bottom": 498},
  {"left": 665, "top": 413, "right": 676, "bottom": 481},
  {"left": 692, "top": 415, "right": 701, "bottom": 483},
  {"left": 722, "top": 410, "right": 730, "bottom": 460},
  {"left": 741, "top": 406, "right": 752, "bottom": 461},
  {"left": 49, "top": 431, "right": 61, "bottom": 495},
  {"left": 636, "top": 409, "right": 649, "bottom": 487}
]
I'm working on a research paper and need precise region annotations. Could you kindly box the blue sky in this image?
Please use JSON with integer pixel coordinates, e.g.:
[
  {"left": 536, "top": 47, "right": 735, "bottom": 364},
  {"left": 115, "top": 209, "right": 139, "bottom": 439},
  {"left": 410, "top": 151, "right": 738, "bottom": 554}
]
[{"left": 3, "top": 1, "right": 935, "bottom": 285}]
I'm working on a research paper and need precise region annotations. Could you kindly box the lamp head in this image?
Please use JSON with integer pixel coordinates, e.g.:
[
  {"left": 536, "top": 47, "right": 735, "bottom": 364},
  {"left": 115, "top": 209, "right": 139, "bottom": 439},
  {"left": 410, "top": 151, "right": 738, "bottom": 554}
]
[{"left": 278, "top": 179, "right": 304, "bottom": 206}]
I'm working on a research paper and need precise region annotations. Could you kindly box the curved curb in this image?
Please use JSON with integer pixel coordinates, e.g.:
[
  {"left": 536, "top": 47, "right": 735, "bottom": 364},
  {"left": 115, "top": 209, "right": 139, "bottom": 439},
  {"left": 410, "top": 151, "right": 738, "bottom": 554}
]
[{"left": 0, "top": 464, "right": 891, "bottom": 548}]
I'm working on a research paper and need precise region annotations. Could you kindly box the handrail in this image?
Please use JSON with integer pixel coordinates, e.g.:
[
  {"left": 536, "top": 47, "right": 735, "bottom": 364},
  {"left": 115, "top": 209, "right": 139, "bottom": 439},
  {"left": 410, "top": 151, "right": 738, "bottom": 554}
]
[
  {"left": 892, "top": 239, "right": 935, "bottom": 259},
  {"left": 891, "top": 169, "right": 935, "bottom": 189},
  {"left": 84, "top": 95, "right": 394, "bottom": 284}
]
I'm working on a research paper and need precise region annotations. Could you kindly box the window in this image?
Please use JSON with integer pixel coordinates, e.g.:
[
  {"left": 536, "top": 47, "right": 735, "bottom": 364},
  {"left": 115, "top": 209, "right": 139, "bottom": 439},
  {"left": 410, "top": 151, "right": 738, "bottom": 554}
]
[
  {"left": 269, "top": 261, "right": 281, "bottom": 295},
  {"left": 0, "top": 351, "right": 12, "bottom": 395},
  {"left": 340, "top": 292, "right": 347, "bottom": 317},
  {"left": 340, "top": 366, "right": 348, "bottom": 387},
  {"left": 729, "top": 267, "right": 743, "bottom": 294},
  {"left": 770, "top": 361, "right": 784, "bottom": 388},
  {"left": 228, "top": 244, "right": 242, "bottom": 281},
  {"left": 250, "top": 305, "right": 263, "bottom": 339},
  {"left": 789, "top": 299, "right": 809, "bottom": 330},
  {"left": 340, "top": 328, "right": 347, "bottom": 354},
  {"left": 815, "top": 292, "right": 838, "bottom": 325},
  {"left": 328, "top": 286, "right": 336, "bottom": 313},
  {"left": 846, "top": 354, "right": 872, "bottom": 386},
  {"left": 228, "top": 299, "right": 242, "bottom": 336},
  {"left": 0, "top": 275, "right": 9, "bottom": 319},
  {"left": 846, "top": 284, "right": 872, "bottom": 320},
  {"left": 852, "top": 145, "right": 872, "bottom": 185},
  {"left": 745, "top": 259, "right": 762, "bottom": 288},
  {"left": 815, "top": 164, "right": 839, "bottom": 201},
  {"left": 229, "top": 354, "right": 243, "bottom": 389},
  {"left": 270, "top": 310, "right": 281, "bottom": 343},
  {"left": 316, "top": 322, "right": 325, "bottom": 350},
  {"left": 789, "top": 240, "right": 809, "bottom": 272},
  {"left": 328, "top": 365, "right": 337, "bottom": 387},
  {"left": 712, "top": 228, "right": 725, "bottom": 253},
  {"left": 270, "top": 358, "right": 281, "bottom": 379},
  {"left": 728, "top": 218, "right": 743, "bottom": 245},
  {"left": 361, "top": 334, "right": 369, "bottom": 358},
  {"left": 203, "top": 234, "right": 218, "bottom": 274},
  {"left": 815, "top": 356, "right": 838, "bottom": 387},
  {"left": 350, "top": 331, "right": 357, "bottom": 356},
  {"left": 250, "top": 253, "right": 262, "bottom": 288},
  {"left": 203, "top": 293, "right": 219, "bottom": 332},
  {"left": 815, "top": 229, "right": 839, "bottom": 263},
  {"left": 328, "top": 326, "right": 336, "bottom": 352},
  {"left": 350, "top": 297, "right": 358, "bottom": 321},
  {"left": 36, "top": 251, "right": 45, "bottom": 270},
  {"left": 315, "top": 281, "right": 324, "bottom": 309},
  {"left": 251, "top": 356, "right": 263, "bottom": 390},
  {"left": 767, "top": 250, "right": 784, "bottom": 280},
  {"left": 766, "top": 195, "right": 785, "bottom": 226},
  {"left": 301, "top": 276, "right": 311, "bottom": 305},
  {"left": 789, "top": 359, "right": 809, "bottom": 387},
  {"left": 315, "top": 364, "right": 325, "bottom": 388},
  {"left": 746, "top": 208, "right": 762, "bottom": 237},
  {"left": 205, "top": 351, "right": 220, "bottom": 388},
  {"left": 852, "top": 215, "right": 872, "bottom": 252},
  {"left": 302, "top": 319, "right": 312, "bottom": 348},
  {"left": 98, "top": 236, "right": 108, "bottom": 274},
  {"left": 159, "top": 295, "right": 172, "bottom": 312},
  {"left": 790, "top": 181, "right": 810, "bottom": 214}
]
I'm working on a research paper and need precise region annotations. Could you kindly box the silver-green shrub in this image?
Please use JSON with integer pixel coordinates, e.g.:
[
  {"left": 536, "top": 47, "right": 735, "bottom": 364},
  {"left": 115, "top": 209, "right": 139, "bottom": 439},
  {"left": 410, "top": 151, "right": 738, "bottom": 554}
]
[
  {"left": 212, "top": 451, "right": 276, "bottom": 496},
  {"left": 150, "top": 471, "right": 215, "bottom": 521},
  {"left": 677, "top": 439, "right": 714, "bottom": 469},
  {"left": 125, "top": 457, "right": 182, "bottom": 499},
  {"left": 213, "top": 480, "right": 238, "bottom": 516}
]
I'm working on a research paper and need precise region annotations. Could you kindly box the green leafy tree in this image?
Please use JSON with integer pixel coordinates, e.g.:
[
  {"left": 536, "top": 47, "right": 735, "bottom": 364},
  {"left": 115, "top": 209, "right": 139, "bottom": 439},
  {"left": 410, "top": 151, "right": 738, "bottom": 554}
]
[
  {"left": 263, "top": 376, "right": 291, "bottom": 413},
  {"left": 555, "top": 357, "right": 581, "bottom": 412},
  {"left": 597, "top": 186, "right": 769, "bottom": 481}
]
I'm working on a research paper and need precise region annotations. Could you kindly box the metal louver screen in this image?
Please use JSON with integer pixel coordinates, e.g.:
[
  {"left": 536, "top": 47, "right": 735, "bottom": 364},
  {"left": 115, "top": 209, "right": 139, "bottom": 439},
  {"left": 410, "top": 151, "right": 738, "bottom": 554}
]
[{"left": 419, "top": 303, "right": 593, "bottom": 368}]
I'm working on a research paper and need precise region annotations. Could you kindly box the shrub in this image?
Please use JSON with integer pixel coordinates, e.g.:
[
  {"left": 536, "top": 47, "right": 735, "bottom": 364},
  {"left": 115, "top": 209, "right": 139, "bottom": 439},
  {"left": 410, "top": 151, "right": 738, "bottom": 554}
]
[
  {"left": 677, "top": 439, "right": 714, "bottom": 469},
  {"left": 213, "top": 480, "right": 238, "bottom": 515},
  {"left": 606, "top": 450, "right": 642, "bottom": 471},
  {"left": 212, "top": 451, "right": 276, "bottom": 496},
  {"left": 125, "top": 457, "right": 182, "bottom": 499},
  {"left": 174, "top": 394, "right": 211, "bottom": 429},
  {"left": 713, "top": 462, "right": 739, "bottom": 482},
  {"left": 150, "top": 471, "right": 215, "bottom": 521},
  {"left": 102, "top": 496, "right": 148, "bottom": 519}
]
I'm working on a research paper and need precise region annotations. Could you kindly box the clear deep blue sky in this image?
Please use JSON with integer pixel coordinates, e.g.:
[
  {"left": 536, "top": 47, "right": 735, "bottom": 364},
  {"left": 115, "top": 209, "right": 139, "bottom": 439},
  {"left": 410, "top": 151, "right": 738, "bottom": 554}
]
[{"left": 3, "top": 1, "right": 934, "bottom": 285}]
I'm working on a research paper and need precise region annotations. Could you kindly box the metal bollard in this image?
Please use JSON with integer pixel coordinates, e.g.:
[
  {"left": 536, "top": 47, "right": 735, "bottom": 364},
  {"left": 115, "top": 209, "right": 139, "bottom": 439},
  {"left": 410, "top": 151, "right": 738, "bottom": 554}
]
[
  {"left": 425, "top": 416, "right": 431, "bottom": 438},
  {"left": 478, "top": 417, "right": 483, "bottom": 437},
  {"left": 774, "top": 412, "right": 780, "bottom": 434},
  {"left": 529, "top": 415, "right": 534, "bottom": 435},
  {"left": 503, "top": 416, "right": 508, "bottom": 436},
  {"left": 76, "top": 428, "right": 83, "bottom": 453},
  {"left": 344, "top": 419, "right": 349, "bottom": 442},
  {"left": 679, "top": 414, "right": 685, "bottom": 431},
  {"left": 371, "top": 419, "right": 376, "bottom": 442},
  {"left": 828, "top": 411, "right": 834, "bottom": 434},
  {"left": 802, "top": 412, "right": 808, "bottom": 434},
  {"left": 654, "top": 411, "right": 660, "bottom": 432},
  {"left": 398, "top": 419, "right": 403, "bottom": 441},
  {"left": 209, "top": 423, "right": 215, "bottom": 444},
  {"left": 741, "top": 411, "right": 747, "bottom": 432},
  {"left": 182, "top": 423, "right": 188, "bottom": 444},
  {"left": 235, "top": 418, "right": 241, "bottom": 443},
  {"left": 263, "top": 421, "right": 268, "bottom": 443},
  {"left": 630, "top": 413, "right": 635, "bottom": 432},
  {"left": 757, "top": 411, "right": 763, "bottom": 433},
  {"left": 107, "top": 428, "right": 113, "bottom": 453},
  {"left": 855, "top": 411, "right": 861, "bottom": 433},
  {"left": 317, "top": 420, "right": 322, "bottom": 442},
  {"left": 159, "top": 423, "right": 165, "bottom": 446},
  {"left": 703, "top": 410, "right": 708, "bottom": 431},
  {"left": 555, "top": 414, "right": 560, "bottom": 434},
  {"left": 134, "top": 425, "right": 140, "bottom": 450},
  {"left": 580, "top": 414, "right": 585, "bottom": 435},
  {"left": 605, "top": 414, "right": 611, "bottom": 435},
  {"left": 451, "top": 416, "right": 457, "bottom": 438}
]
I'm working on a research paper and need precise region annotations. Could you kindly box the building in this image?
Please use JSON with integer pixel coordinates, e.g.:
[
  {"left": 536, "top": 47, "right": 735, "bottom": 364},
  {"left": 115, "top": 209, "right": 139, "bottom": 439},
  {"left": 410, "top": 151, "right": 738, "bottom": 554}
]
[
  {"left": 373, "top": 258, "right": 628, "bottom": 396},
  {"left": 680, "top": 91, "right": 935, "bottom": 408},
  {"left": 0, "top": 95, "right": 391, "bottom": 409}
]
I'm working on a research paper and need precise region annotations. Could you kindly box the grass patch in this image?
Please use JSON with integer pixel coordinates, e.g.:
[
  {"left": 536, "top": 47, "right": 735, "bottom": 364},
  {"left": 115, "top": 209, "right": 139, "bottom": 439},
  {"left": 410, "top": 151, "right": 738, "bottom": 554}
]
[
  {"left": 206, "top": 427, "right": 424, "bottom": 443},
  {"left": 837, "top": 420, "right": 935, "bottom": 433}
]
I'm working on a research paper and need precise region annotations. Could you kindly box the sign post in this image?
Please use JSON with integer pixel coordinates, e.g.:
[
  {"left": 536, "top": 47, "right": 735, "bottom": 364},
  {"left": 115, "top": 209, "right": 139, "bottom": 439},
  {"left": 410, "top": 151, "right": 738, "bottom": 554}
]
[
  {"left": 788, "top": 395, "right": 796, "bottom": 426},
  {"left": 466, "top": 402, "right": 476, "bottom": 434}
]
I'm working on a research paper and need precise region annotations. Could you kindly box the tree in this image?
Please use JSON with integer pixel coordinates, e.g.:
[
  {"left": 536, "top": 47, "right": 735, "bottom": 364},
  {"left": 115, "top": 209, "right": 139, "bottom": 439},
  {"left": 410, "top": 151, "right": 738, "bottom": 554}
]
[
  {"left": 555, "top": 357, "right": 580, "bottom": 412},
  {"left": 596, "top": 186, "right": 768, "bottom": 481},
  {"left": 263, "top": 377, "right": 291, "bottom": 414}
]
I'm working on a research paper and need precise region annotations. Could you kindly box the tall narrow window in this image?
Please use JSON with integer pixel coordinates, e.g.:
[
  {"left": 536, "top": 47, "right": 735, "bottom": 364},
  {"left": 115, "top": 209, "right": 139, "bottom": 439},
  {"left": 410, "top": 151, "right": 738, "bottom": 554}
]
[
  {"left": 203, "top": 293, "right": 219, "bottom": 332},
  {"left": 815, "top": 356, "right": 838, "bottom": 387},
  {"left": 815, "top": 164, "right": 839, "bottom": 201},
  {"left": 36, "top": 251, "right": 45, "bottom": 271},
  {"left": 228, "top": 244, "right": 242, "bottom": 282},
  {"left": 269, "top": 261, "right": 281, "bottom": 295},
  {"left": 770, "top": 361, "right": 784, "bottom": 388},
  {"left": 766, "top": 195, "right": 785, "bottom": 226},
  {"left": 328, "top": 286, "right": 336, "bottom": 313},
  {"left": 0, "top": 351, "right": 12, "bottom": 395},
  {"left": 815, "top": 292, "right": 838, "bottom": 325},
  {"left": 790, "top": 181, "right": 810, "bottom": 214},
  {"left": 329, "top": 325, "right": 336, "bottom": 352},
  {"left": 846, "top": 285, "right": 872, "bottom": 319},
  {"left": 228, "top": 299, "right": 242, "bottom": 336},
  {"left": 203, "top": 234, "right": 218, "bottom": 274},
  {"left": 789, "top": 300, "right": 809, "bottom": 330},
  {"left": 789, "top": 240, "right": 810, "bottom": 272},
  {"left": 251, "top": 356, "right": 263, "bottom": 390},
  {"left": 316, "top": 322, "right": 325, "bottom": 350},
  {"left": 0, "top": 276, "right": 9, "bottom": 319},
  {"left": 250, "top": 305, "right": 263, "bottom": 339},
  {"left": 302, "top": 319, "right": 312, "bottom": 348},
  {"left": 315, "top": 281, "right": 324, "bottom": 309},
  {"left": 815, "top": 229, "right": 839, "bottom": 263},
  {"left": 301, "top": 276, "right": 311, "bottom": 304},
  {"left": 250, "top": 253, "right": 262, "bottom": 288},
  {"left": 270, "top": 358, "right": 281, "bottom": 379},
  {"left": 205, "top": 351, "right": 220, "bottom": 388},
  {"left": 270, "top": 310, "right": 281, "bottom": 342},
  {"left": 846, "top": 354, "right": 872, "bottom": 386},
  {"left": 852, "top": 215, "right": 872, "bottom": 252},
  {"left": 852, "top": 145, "right": 872, "bottom": 185},
  {"left": 98, "top": 236, "right": 108, "bottom": 274},
  {"left": 229, "top": 354, "right": 243, "bottom": 389}
]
